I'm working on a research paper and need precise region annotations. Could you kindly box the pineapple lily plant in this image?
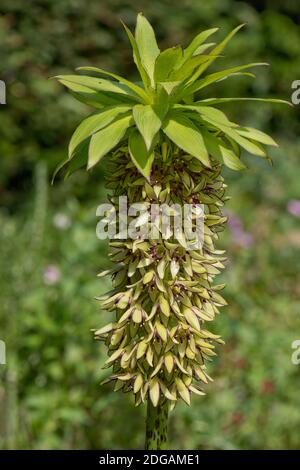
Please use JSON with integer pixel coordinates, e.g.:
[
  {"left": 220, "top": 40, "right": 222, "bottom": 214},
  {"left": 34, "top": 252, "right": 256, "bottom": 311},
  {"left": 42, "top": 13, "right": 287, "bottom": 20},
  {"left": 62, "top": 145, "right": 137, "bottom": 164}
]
[{"left": 54, "top": 13, "right": 290, "bottom": 449}]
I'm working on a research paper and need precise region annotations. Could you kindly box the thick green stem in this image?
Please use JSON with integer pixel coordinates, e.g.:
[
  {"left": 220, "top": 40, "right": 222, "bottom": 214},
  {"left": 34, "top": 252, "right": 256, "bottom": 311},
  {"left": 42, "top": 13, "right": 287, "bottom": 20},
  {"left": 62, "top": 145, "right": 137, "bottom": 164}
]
[{"left": 145, "top": 400, "right": 169, "bottom": 450}]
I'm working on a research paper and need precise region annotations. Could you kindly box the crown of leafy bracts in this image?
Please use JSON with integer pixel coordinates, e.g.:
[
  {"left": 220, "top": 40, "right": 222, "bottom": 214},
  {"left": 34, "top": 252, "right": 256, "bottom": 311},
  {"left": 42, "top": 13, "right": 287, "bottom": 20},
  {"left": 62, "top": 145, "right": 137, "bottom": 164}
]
[{"left": 54, "top": 13, "right": 290, "bottom": 180}]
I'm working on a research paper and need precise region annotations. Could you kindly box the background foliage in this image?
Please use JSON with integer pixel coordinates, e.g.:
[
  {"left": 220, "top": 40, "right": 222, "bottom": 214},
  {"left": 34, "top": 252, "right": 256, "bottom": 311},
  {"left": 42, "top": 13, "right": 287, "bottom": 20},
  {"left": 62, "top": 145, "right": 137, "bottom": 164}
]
[{"left": 0, "top": 0, "right": 300, "bottom": 449}]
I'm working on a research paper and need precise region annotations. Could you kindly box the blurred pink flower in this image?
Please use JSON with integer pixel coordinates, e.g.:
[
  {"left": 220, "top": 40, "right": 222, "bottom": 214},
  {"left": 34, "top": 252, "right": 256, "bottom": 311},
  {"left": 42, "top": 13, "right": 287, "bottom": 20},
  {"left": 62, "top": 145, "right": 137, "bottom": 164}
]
[
  {"left": 225, "top": 210, "right": 254, "bottom": 247},
  {"left": 226, "top": 211, "right": 243, "bottom": 230},
  {"left": 287, "top": 199, "right": 300, "bottom": 217},
  {"left": 43, "top": 265, "right": 61, "bottom": 285},
  {"left": 232, "top": 231, "right": 254, "bottom": 247}
]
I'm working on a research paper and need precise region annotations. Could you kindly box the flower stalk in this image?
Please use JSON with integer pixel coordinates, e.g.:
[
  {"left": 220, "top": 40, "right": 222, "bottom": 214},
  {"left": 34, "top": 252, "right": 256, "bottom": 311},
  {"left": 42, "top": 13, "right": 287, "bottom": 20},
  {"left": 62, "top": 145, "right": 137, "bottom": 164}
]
[{"left": 145, "top": 400, "right": 169, "bottom": 450}]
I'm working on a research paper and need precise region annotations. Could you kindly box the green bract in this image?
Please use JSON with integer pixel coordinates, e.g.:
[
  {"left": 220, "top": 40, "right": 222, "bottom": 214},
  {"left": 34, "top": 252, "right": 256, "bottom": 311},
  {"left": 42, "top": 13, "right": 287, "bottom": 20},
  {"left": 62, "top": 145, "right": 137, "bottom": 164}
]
[{"left": 55, "top": 13, "right": 289, "bottom": 181}]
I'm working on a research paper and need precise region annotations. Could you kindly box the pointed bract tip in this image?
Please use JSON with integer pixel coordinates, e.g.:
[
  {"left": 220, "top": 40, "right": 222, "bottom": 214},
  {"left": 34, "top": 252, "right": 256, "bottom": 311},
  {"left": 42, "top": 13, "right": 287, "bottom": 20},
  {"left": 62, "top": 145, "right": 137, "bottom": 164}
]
[{"left": 233, "top": 23, "right": 247, "bottom": 32}]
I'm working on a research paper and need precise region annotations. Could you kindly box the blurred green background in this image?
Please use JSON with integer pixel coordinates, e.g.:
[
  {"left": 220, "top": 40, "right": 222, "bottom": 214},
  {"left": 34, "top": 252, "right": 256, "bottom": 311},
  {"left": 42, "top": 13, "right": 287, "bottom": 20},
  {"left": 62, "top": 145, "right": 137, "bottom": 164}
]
[{"left": 1, "top": 0, "right": 300, "bottom": 450}]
